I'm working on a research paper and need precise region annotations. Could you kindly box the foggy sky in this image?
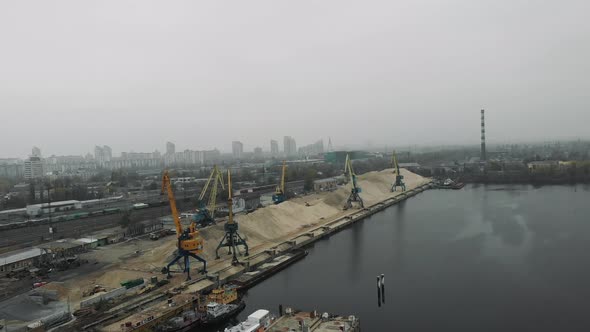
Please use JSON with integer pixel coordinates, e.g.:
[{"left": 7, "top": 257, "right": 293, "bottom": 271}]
[{"left": 1, "top": 1, "right": 589, "bottom": 158}]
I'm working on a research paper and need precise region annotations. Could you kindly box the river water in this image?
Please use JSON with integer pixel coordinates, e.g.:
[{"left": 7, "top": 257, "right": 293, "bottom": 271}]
[{"left": 233, "top": 184, "right": 590, "bottom": 331}]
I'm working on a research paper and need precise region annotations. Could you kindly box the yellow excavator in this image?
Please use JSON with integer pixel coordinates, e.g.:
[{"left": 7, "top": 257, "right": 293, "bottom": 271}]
[{"left": 161, "top": 170, "right": 207, "bottom": 280}]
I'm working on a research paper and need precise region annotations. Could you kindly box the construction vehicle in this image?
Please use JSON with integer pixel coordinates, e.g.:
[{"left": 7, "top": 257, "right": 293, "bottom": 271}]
[
  {"left": 272, "top": 160, "right": 287, "bottom": 204},
  {"left": 391, "top": 152, "right": 406, "bottom": 192},
  {"left": 161, "top": 171, "right": 207, "bottom": 280},
  {"left": 194, "top": 165, "right": 225, "bottom": 227},
  {"left": 343, "top": 154, "right": 364, "bottom": 210},
  {"left": 215, "top": 170, "right": 249, "bottom": 264},
  {"left": 82, "top": 285, "right": 106, "bottom": 297}
]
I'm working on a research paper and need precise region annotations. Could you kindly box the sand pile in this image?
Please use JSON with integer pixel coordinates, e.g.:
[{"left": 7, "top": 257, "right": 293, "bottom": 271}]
[
  {"left": 122, "top": 169, "right": 429, "bottom": 268},
  {"left": 196, "top": 168, "right": 428, "bottom": 261},
  {"left": 52, "top": 168, "right": 429, "bottom": 309},
  {"left": 65, "top": 268, "right": 154, "bottom": 304}
]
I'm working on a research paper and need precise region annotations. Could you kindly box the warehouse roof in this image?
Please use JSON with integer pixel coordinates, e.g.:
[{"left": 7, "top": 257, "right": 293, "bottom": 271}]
[{"left": 0, "top": 247, "right": 43, "bottom": 266}]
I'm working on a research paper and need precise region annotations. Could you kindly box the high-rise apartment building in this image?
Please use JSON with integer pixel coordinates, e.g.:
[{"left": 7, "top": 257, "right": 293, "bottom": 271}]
[
  {"left": 232, "top": 141, "right": 244, "bottom": 159},
  {"left": 270, "top": 140, "right": 279, "bottom": 155},
  {"left": 283, "top": 136, "right": 297, "bottom": 156},
  {"left": 24, "top": 156, "right": 43, "bottom": 179},
  {"left": 94, "top": 145, "right": 112, "bottom": 163},
  {"left": 299, "top": 139, "right": 324, "bottom": 156},
  {"left": 102, "top": 145, "right": 112, "bottom": 162},
  {"left": 32, "top": 146, "right": 41, "bottom": 158},
  {"left": 166, "top": 142, "right": 176, "bottom": 155}
]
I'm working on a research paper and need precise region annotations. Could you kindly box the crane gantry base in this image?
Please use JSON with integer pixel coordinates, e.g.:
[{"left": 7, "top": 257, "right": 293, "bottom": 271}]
[
  {"left": 391, "top": 175, "right": 406, "bottom": 192},
  {"left": 344, "top": 190, "right": 364, "bottom": 210},
  {"left": 162, "top": 247, "right": 207, "bottom": 281},
  {"left": 215, "top": 223, "right": 249, "bottom": 265}
]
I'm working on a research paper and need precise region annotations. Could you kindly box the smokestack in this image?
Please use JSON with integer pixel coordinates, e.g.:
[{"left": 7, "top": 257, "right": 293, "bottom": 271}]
[{"left": 481, "top": 109, "right": 487, "bottom": 161}]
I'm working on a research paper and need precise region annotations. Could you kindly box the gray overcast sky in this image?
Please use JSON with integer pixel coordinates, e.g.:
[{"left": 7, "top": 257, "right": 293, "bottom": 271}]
[{"left": 1, "top": 1, "right": 589, "bottom": 158}]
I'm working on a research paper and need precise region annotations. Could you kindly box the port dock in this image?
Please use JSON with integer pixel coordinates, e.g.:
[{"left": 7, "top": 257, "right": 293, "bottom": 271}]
[
  {"left": 268, "top": 308, "right": 360, "bottom": 332},
  {"left": 102, "top": 181, "right": 432, "bottom": 331}
]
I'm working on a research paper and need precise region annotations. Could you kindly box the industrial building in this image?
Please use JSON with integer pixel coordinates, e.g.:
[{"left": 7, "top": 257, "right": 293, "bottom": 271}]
[
  {"left": 0, "top": 238, "right": 98, "bottom": 275},
  {"left": 398, "top": 162, "right": 422, "bottom": 173},
  {"left": 0, "top": 247, "right": 43, "bottom": 275},
  {"left": 313, "top": 176, "right": 343, "bottom": 192},
  {"left": 124, "top": 220, "right": 164, "bottom": 237},
  {"left": 26, "top": 200, "right": 83, "bottom": 217}
]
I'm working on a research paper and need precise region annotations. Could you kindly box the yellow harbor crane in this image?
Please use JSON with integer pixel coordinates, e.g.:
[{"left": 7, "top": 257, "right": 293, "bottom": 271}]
[
  {"left": 272, "top": 160, "right": 287, "bottom": 204},
  {"left": 215, "top": 169, "right": 249, "bottom": 264},
  {"left": 391, "top": 151, "right": 406, "bottom": 192},
  {"left": 194, "top": 165, "right": 225, "bottom": 227},
  {"left": 161, "top": 170, "right": 207, "bottom": 280},
  {"left": 343, "top": 154, "right": 364, "bottom": 210}
]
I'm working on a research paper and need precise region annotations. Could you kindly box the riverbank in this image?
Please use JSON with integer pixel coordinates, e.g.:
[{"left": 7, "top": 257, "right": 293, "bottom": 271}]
[
  {"left": 2, "top": 168, "right": 429, "bottom": 331},
  {"left": 95, "top": 169, "right": 431, "bottom": 331}
]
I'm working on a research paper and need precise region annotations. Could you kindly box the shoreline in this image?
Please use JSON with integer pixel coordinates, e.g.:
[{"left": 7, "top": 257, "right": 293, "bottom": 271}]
[{"left": 99, "top": 180, "right": 433, "bottom": 331}]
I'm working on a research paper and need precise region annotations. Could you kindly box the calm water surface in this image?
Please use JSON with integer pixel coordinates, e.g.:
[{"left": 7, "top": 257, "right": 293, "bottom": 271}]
[{"left": 222, "top": 185, "right": 590, "bottom": 331}]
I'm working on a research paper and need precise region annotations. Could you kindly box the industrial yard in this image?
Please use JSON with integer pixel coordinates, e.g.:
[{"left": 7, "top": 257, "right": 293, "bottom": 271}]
[
  {"left": 0, "top": 166, "right": 430, "bottom": 331},
  {"left": 2, "top": 1, "right": 589, "bottom": 330}
]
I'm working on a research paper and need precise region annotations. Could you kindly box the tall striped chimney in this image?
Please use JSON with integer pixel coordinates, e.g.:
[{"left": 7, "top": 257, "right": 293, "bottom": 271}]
[{"left": 481, "top": 109, "right": 487, "bottom": 161}]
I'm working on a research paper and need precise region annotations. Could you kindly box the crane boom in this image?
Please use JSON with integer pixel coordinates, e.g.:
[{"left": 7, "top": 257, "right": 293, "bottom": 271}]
[
  {"left": 208, "top": 168, "right": 225, "bottom": 214},
  {"left": 199, "top": 165, "right": 225, "bottom": 211},
  {"left": 227, "top": 169, "right": 234, "bottom": 225},
  {"left": 194, "top": 166, "right": 225, "bottom": 227},
  {"left": 198, "top": 167, "right": 217, "bottom": 201},
  {"left": 393, "top": 153, "right": 400, "bottom": 174},
  {"left": 162, "top": 170, "right": 183, "bottom": 237},
  {"left": 272, "top": 161, "right": 287, "bottom": 204},
  {"left": 344, "top": 154, "right": 353, "bottom": 183},
  {"left": 280, "top": 160, "right": 286, "bottom": 193}
]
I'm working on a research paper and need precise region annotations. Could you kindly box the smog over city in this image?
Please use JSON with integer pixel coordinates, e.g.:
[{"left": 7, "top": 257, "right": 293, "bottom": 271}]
[
  {"left": 1, "top": 1, "right": 590, "bottom": 332},
  {"left": 2, "top": 1, "right": 590, "bottom": 158}
]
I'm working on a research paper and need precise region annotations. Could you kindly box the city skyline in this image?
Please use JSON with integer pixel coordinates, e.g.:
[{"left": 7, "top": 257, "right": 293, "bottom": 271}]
[
  {"left": 2, "top": 2, "right": 590, "bottom": 158},
  {"left": 4, "top": 135, "right": 590, "bottom": 160}
]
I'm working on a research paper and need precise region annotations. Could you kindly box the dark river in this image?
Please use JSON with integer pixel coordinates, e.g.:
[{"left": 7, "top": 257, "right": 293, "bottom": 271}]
[{"left": 231, "top": 184, "right": 590, "bottom": 331}]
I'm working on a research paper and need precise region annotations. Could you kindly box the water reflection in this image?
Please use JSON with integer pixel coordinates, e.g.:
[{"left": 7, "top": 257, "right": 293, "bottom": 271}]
[
  {"left": 392, "top": 204, "right": 406, "bottom": 273},
  {"left": 237, "top": 185, "right": 590, "bottom": 331},
  {"left": 349, "top": 218, "right": 363, "bottom": 282}
]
